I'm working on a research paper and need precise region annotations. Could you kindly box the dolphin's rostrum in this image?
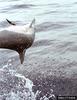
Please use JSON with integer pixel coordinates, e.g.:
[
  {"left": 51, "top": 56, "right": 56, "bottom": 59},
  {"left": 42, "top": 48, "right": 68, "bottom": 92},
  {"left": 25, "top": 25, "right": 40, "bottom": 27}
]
[{"left": 0, "top": 19, "right": 35, "bottom": 64}]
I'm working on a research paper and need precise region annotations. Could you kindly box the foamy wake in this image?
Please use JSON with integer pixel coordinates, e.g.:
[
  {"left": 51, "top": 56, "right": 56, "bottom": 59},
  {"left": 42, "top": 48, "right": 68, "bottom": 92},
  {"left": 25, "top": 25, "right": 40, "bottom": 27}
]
[{"left": 0, "top": 59, "right": 56, "bottom": 100}]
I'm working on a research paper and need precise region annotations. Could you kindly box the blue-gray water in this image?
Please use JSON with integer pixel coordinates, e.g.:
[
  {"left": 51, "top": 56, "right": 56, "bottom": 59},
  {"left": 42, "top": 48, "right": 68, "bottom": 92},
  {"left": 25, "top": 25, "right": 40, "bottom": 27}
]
[{"left": 0, "top": 0, "right": 77, "bottom": 99}]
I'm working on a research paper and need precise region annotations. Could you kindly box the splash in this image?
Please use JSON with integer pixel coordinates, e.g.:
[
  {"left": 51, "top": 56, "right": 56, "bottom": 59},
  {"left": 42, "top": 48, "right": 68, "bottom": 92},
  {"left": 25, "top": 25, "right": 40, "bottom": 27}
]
[
  {"left": 0, "top": 63, "right": 35, "bottom": 100},
  {"left": 0, "top": 59, "right": 56, "bottom": 100}
]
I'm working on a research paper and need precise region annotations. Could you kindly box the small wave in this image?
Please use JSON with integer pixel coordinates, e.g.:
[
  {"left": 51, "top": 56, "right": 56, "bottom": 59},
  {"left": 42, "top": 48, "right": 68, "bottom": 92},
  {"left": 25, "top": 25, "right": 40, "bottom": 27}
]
[
  {"left": 0, "top": 4, "right": 36, "bottom": 13},
  {"left": 43, "top": 11, "right": 58, "bottom": 15},
  {"left": 11, "top": 4, "right": 36, "bottom": 9},
  {"left": 38, "top": 3, "right": 60, "bottom": 7},
  {"left": 73, "top": 2, "right": 77, "bottom": 4},
  {"left": 33, "top": 39, "right": 55, "bottom": 47},
  {"left": 36, "top": 22, "right": 68, "bottom": 32}
]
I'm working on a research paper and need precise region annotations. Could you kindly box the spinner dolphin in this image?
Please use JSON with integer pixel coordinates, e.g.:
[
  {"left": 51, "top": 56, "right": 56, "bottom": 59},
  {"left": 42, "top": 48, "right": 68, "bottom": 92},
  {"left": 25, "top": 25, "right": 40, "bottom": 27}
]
[{"left": 0, "top": 19, "right": 35, "bottom": 64}]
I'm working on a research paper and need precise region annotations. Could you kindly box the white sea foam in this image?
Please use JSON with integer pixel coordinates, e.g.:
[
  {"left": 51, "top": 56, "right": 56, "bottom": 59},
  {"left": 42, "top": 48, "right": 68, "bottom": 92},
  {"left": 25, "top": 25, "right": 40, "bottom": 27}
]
[
  {"left": 0, "top": 63, "right": 35, "bottom": 100},
  {"left": 0, "top": 59, "right": 55, "bottom": 100}
]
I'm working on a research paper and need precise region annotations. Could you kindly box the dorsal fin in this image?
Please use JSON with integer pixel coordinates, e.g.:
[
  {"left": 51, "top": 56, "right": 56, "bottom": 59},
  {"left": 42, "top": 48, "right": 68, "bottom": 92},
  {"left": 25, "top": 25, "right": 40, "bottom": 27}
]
[{"left": 6, "top": 19, "right": 16, "bottom": 25}]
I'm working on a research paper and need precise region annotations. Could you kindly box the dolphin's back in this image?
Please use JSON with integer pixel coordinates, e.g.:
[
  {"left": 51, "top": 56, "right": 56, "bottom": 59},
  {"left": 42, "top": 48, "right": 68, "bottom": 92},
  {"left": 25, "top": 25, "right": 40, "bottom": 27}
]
[{"left": 0, "top": 30, "right": 33, "bottom": 52}]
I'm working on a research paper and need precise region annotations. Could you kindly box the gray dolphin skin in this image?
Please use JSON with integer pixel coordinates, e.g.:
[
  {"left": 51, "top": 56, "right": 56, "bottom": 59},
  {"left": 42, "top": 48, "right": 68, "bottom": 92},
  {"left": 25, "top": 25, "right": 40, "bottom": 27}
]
[{"left": 0, "top": 19, "right": 35, "bottom": 64}]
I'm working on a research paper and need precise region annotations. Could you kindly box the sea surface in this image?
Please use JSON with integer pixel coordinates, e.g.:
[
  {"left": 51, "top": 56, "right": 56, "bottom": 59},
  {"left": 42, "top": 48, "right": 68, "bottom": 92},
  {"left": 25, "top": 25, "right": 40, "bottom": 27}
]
[{"left": 0, "top": 0, "right": 77, "bottom": 99}]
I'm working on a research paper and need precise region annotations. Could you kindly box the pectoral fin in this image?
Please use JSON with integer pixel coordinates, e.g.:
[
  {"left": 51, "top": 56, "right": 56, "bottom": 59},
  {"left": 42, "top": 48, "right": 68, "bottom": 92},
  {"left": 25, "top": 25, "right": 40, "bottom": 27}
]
[
  {"left": 6, "top": 19, "right": 16, "bottom": 25},
  {"left": 29, "top": 18, "right": 35, "bottom": 28}
]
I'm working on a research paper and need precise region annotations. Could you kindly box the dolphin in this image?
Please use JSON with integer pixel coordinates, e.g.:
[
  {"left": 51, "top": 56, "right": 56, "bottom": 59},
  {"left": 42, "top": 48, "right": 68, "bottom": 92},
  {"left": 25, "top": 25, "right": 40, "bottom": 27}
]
[{"left": 0, "top": 19, "right": 35, "bottom": 64}]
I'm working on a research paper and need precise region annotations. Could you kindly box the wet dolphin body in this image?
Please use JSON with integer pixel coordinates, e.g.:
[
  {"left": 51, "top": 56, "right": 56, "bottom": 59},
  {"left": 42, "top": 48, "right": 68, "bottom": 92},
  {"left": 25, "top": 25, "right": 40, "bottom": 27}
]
[{"left": 0, "top": 19, "right": 35, "bottom": 64}]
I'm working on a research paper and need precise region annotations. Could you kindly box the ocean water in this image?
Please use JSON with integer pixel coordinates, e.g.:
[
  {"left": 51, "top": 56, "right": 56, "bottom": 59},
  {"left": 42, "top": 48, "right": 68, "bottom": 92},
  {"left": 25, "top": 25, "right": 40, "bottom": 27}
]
[
  {"left": 0, "top": 0, "right": 77, "bottom": 99},
  {"left": 0, "top": 0, "right": 77, "bottom": 43}
]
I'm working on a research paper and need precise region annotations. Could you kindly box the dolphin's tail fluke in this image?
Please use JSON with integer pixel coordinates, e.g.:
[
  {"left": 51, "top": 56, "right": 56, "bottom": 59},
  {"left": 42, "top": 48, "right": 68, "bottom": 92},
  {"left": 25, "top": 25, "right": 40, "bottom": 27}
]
[{"left": 19, "top": 49, "right": 26, "bottom": 64}]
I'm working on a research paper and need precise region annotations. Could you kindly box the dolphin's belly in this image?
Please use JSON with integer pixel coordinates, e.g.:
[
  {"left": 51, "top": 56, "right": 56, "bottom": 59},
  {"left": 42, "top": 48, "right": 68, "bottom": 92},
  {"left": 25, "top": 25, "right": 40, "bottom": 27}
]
[{"left": 0, "top": 30, "right": 33, "bottom": 51}]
